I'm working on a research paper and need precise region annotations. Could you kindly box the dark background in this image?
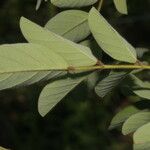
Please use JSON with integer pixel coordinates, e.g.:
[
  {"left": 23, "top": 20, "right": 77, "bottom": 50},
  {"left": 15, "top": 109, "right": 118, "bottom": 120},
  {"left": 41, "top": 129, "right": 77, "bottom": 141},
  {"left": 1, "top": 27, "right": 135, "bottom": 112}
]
[{"left": 0, "top": 0, "right": 150, "bottom": 150}]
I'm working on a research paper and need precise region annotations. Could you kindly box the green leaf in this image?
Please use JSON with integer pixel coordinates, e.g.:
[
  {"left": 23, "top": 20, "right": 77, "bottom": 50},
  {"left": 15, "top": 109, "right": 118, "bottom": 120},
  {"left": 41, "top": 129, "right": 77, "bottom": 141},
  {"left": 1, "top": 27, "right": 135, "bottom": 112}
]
[
  {"left": 109, "top": 106, "right": 139, "bottom": 130},
  {"left": 36, "top": 0, "right": 48, "bottom": 10},
  {"left": 51, "top": 0, "right": 98, "bottom": 8},
  {"left": 20, "top": 17, "right": 97, "bottom": 67},
  {"left": 45, "top": 10, "right": 90, "bottom": 42},
  {"left": 36, "top": 0, "right": 42, "bottom": 10},
  {"left": 88, "top": 7, "right": 137, "bottom": 63},
  {"left": 0, "top": 146, "right": 9, "bottom": 150},
  {"left": 113, "top": 0, "right": 128, "bottom": 14},
  {"left": 38, "top": 76, "right": 86, "bottom": 116},
  {"left": 134, "top": 122, "right": 150, "bottom": 150},
  {"left": 129, "top": 74, "right": 150, "bottom": 89},
  {"left": 136, "top": 48, "right": 149, "bottom": 59},
  {"left": 128, "top": 75, "right": 150, "bottom": 100},
  {"left": 0, "top": 71, "right": 64, "bottom": 91},
  {"left": 134, "top": 90, "right": 150, "bottom": 100},
  {"left": 0, "top": 44, "right": 67, "bottom": 90},
  {"left": 122, "top": 111, "right": 150, "bottom": 135},
  {"left": 0, "top": 72, "right": 47, "bottom": 90},
  {"left": 0, "top": 43, "right": 67, "bottom": 74},
  {"left": 95, "top": 71, "right": 129, "bottom": 98},
  {"left": 134, "top": 142, "right": 150, "bottom": 150}
]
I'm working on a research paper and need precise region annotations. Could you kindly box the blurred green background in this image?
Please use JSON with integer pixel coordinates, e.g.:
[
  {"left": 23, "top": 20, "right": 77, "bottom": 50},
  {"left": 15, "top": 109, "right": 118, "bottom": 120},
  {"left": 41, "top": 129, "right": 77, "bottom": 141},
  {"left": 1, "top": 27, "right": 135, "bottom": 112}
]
[{"left": 0, "top": 0, "right": 150, "bottom": 150}]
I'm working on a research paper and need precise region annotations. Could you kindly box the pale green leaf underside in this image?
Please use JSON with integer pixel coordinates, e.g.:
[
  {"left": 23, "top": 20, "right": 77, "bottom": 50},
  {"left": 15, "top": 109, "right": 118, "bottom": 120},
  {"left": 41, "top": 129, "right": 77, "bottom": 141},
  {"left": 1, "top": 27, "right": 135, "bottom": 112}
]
[
  {"left": 38, "top": 76, "right": 86, "bottom": 116},
  {"left": 51, "top": 0, "right": 98, "bottom": 8},
  {"left": 0, "top": 71, "right": 64, "bottom": 91},
  {"left": 45, "top": 10, "right": 90, "bottom": 42},
  {"left": 0, "top": 43, "right": 67, "bottom": 74},
  {"left": 95, "top": 71, "right": 129, "bottom": 98},
  {"left": 88, "top": 7, "right": 137, "bottom": 63},
  {"left": 20, "top": 17, "right": 97, "bottom": 67},
  {"left": 113, "top": 0, "right": 128, "bottom": 14},
  {"left": 122, "top": 111, "right": 150, "bottom": 135},
  {"left": 134, "top": 122, "right": 150, "bottom": 149},
  {"left": 0, "top": 44, "right": 67, "bottom": 91},
  {"left": 0, "top": 11, "right": 91, "bottom": 90},
  {"left": 109, "top": 106, "right": 139, "bottom": 130}
]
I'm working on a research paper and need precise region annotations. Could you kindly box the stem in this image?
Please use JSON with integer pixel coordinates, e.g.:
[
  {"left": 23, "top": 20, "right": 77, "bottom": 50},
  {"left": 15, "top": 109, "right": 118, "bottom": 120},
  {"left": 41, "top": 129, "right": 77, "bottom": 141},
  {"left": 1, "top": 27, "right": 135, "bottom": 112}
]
[
  {"left": 97, "top": 0, "right": 104, "bottom": 12},
  {"left": 74, "top": 64, "right": 150, "bottom": 71},
  {"left": 1, "top": 65, "right": 149, "bottom": 74}
]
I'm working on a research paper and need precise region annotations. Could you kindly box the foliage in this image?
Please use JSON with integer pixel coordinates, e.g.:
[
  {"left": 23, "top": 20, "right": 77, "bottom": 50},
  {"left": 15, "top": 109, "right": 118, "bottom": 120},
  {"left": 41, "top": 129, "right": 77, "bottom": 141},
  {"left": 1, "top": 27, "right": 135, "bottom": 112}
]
[{"left": 0, "top": 0, "right": 150, "bottom": 149}]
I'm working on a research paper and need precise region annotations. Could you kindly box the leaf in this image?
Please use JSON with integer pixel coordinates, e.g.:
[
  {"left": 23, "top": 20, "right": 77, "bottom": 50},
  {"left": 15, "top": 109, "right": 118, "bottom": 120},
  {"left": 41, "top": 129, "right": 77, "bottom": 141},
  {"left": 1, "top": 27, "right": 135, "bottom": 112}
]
[
  {"left": 134, "top": 142, "right": 150, "bottom": 150},
  {"left": 0, "top": 44, "right": 68, "bottom": 90},
  {"left": 136, "top": 48, "right": 149, "bottom": 59},
  {"left": 109, "top": 106, "right": 139, "bottom": 130},
  {"left": 0, "top": 147, "right": 9, "bottom": 150},
  {"left": 129, "top": 74, "right": 150, "bottom": 89},
  {"left": 50, "top": 0, "right": 98, "bottom": 8},
  {"left": 128, "top": 74, "right": 150, "bottom": 100},
  {"left": 0, "top": 71, "right": 64, "bottom": 91},
  {"left": 36, "top": 0, "right": 42, "bottom": 10},
  {"left": 134, "top": 122, "right": 150, "bottom": 150},
  {"left": 0, "top": 43, "right": 67, "bottom": 74},
  {"left": 113, "top": 0, "right": 128, "bottom": 14},
  {"left": 0, "top": 72, "right": 47, "bottom": 90},
  {"left": 0, "top": 14, "right": 91, "bottom": 90},
  {"left": 88, "top": 7, "right": 137, "bottom": 63},
  {"left": 45, "top": 10, "right": 90, "bottom": 42},
  {"left": 36, "top": 0, "right": 48, "bottom": 10},
  {"left": 134, "top": 90, "right": 150, "bottom": 100},
  {"left": 38, "top": 76, "right": 86, "bottom": 116},
  {"left": 20, "top": 17, "right": 97, "bottom": 67},
  {"left": 122, "top": 111, "right": 150, "bottom": 135},
  {"left": 95, "top": 71, "right": 129, "bottom": 98},
  {"left": 19, "top": 17, "right": 96, "bottom": 117}
]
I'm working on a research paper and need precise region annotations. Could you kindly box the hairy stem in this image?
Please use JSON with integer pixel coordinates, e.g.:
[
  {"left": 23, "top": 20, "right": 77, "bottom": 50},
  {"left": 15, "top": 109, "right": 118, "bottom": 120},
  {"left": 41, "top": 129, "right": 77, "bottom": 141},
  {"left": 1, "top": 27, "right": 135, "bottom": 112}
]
[{"left": 74, "top": 64, "right": 150, "bottom": 71}]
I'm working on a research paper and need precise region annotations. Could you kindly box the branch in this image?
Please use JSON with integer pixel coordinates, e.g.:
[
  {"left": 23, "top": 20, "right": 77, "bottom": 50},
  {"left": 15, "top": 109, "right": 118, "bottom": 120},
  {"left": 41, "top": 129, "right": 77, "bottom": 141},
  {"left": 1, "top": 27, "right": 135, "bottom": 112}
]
[{"left": 74, "top": 64, "right": 150, "bottom": 71}]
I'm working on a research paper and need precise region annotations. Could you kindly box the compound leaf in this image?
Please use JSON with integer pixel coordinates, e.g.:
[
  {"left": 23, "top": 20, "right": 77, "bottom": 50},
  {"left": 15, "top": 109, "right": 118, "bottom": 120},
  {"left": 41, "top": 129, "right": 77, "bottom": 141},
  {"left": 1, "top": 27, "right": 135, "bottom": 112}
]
[{"left": 20, "top": 17, "right": 97, "bottom": 67}]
